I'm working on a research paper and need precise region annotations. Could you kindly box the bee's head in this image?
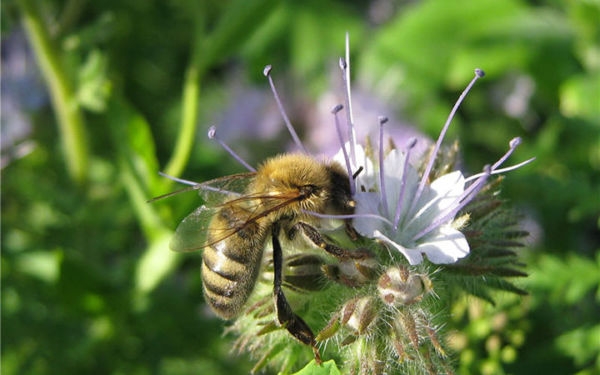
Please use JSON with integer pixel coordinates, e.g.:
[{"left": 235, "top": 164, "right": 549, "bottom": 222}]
[{"left": 256, "top": 154, "right": 354, "bottom": 215}]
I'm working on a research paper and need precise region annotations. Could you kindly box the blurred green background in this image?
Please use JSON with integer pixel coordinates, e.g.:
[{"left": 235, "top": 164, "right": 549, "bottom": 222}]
[{"left": 2, "top": 0, "right": 599, "bottom": 374}]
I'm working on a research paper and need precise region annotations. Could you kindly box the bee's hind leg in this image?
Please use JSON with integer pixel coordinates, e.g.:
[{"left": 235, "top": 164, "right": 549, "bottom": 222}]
[{"left": 271, "top": 225, "right": 322, "bottom": 364}]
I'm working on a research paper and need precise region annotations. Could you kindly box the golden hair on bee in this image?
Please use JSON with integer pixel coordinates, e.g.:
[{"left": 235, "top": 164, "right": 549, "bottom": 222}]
[
  {"left": 251, "top": 153, "right": 353, "bottom": 219},
  {"left": 151, "top": 64, "right": 364, "bottom": 364}
]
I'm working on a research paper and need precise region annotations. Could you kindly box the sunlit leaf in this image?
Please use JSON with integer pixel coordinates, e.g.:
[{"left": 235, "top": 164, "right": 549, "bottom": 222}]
[
  {"left": 292, "top": 360, "right": 341, "bottom": 375},
  {"left": 135, "top": 230, "right": 179, "bottom": 296}
]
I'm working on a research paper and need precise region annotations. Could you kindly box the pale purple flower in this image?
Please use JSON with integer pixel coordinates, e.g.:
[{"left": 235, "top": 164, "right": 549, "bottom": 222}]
[{"left": 332, "top": 69, "right": 534, "bottom": 266}]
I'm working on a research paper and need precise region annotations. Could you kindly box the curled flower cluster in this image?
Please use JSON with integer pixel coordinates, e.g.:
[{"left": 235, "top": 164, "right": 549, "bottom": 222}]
[{"left": 216, "top": 44, "right": 531, "bottom": 374}]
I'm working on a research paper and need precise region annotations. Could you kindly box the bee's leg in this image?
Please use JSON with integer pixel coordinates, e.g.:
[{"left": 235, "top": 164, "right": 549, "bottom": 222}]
[
  {"left": 295, "top": 222, "right": 365, "bottom": 260},
  {"left": 272, "top": 225, "right": 322, "bottom": 364},
  {"left": 344, "top": 219, "right": 360, "bottom": 240}
]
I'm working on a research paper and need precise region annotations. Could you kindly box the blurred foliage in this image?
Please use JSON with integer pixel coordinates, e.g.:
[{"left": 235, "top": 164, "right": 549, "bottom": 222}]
[{"left": 1, "top": 0, "right": 598, "bottom": 374}]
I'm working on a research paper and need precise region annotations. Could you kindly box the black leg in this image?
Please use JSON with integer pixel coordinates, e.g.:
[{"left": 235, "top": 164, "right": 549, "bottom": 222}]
[
  {"left": 295, "top": 222, "right": 366, "bottom": 260},
  {"left": 271, "top": 225, "right": 322, "bottom": 363}
]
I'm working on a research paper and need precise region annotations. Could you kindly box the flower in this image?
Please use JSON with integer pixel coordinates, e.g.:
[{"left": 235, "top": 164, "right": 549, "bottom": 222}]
[
  {"left": 198, "top": 36, "right": 533, "bottom": 375},
  {"left": 335, "top": 142, "right": 469, "bottom": 265},
  {"left": 332, "top": 70, "right": 534, "bottom": 266}
]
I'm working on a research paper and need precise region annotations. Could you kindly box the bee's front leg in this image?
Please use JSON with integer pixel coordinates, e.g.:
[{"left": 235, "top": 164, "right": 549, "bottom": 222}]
[
  {"left": 271, "top": 225, "right": 322, "bottom": 364},
  {"left": 294, "top": 222, "right": 366, "bottom": 260}
]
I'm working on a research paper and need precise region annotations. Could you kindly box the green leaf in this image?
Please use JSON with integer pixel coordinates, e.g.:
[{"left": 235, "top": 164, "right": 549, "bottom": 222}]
[
  {"left": 292, "top": 360, "right": 341, "bottom": 375},
  {"left": 76, "top": 49, "right": 112, "bottom": 112},
  {"left": 560, "top": 73, "right": 600, "bottom": 120},
  {"left": 14, "top": 250, "right": 63, "bottom": 284},
  {"left": 200, "top": 0, "right": 279, "bottom": 70},
  {"left": 555, "top": 324, "right": 600, "bottom": 368},
  {"left": 106, "top": 95, "right": 160, "bottom": 193},
  {"left": 134, "top": 230, "right": 179, "bottom": 297}
]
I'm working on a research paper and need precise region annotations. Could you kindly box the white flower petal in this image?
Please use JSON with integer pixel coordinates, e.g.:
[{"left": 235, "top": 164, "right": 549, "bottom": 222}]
[
  {"left": 354, "top": 192, "right": 385, "bottom": 236},
  {"left": 374, "top": 230, "right": 424, "bottom": 265},
  {"left": 429, "top": 171, "right": 465, "bottom": 212},
  {"left": 416, "top": 225, "right": 470, "bottom": 264}
]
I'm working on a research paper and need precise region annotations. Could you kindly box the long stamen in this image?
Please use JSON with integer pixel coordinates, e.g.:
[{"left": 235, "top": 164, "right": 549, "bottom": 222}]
[
  {"left": 158, "top": 171, "right": 197, "bottom": 186},
  {"left": 332, "top": 104, "right": 355, "bottom": 195},
  {"left": 393, "top": 138, "right": 418, "bottom": 230},
  {"left": 411, "top": 165, "right": 491, "bottom": 242},
  {"left": 412, "top": 137, "right": 532, "bottom": 242},
  {"left": 465, "top": 157, "right": 536, "bottom": 183},
  {"left": 490, "top": 157, "right": 536, "bottom": 175},
  {"left": 464, "top": 138, "right": 534, "bottom": 183},
  {"left": 379, "top": 116, "right": 390, "bottom": 217},
  {"left": 303, "top": 210, "right": 394, "bottom": 227},
  {"left": 409, "top": 69, "right": 485, "bottom": 217},
  {"left": 263, "top": 65, "right": 307, "bottom": 154},
  {"left": 208, "top": 126, "right": 257, "bottom": 172},
  {"left": 340, "top": 33, "right": 357, "bottom": 165},
  {"left": 492, "top": 137, "right": 521, "bottom": 170}
]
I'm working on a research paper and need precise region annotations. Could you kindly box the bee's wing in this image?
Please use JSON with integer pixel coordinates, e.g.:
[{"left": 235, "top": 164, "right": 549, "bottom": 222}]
[
  {"left": 170, "top": 190, "right": 303, "bottom": 253},
  {"left": 167, "top": 173, "right": 255, "bottom": 252},
  {"left": 148, "top": 172, "right": 255, "bottom": 204},
  {"left": 170, "top": 205, "right": 221, "bottom": 252},
  {"left": 196, "top": 172, "right": 255, "bottom": 205}
]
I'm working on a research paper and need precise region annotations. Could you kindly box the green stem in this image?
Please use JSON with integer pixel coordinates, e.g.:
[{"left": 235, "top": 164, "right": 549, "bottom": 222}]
[
  {"left": 163, "top": 7, "right": 205, "bottom": 178},
  {"left": 163, "top": 63, "right": 201, "bottom": 178},
  {"left": 120, "top": 158, "right": 165, "bottom": 241},
  {"left": 18, "top": 0, "right": 89, "bottom": 184}
]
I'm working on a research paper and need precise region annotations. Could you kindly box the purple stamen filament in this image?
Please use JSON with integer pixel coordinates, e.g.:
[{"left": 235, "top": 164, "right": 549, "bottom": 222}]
[
  {"left": 332, "top": 104, "right": 356, "bottom": 195},
  {"left": 208, "top": 126, "right": 256, "bottom": 172},
  {"left": 378, "top": 116, "right": 389, "bottom": 218},
  {"left": 263, "top": 65, "right": 307, "bottom": 154},
  {"left": 408, "top": 69, "right": 484, "bottom": 218},
  {"left": 340, "top": 36, "right": 357, "bottom": 166},
  {"left": 410, "top": 135, "right": 525, "bottom": 242},
  {"left": 303, "top": 210, "right": 394, "bottom": 227},
  {"left": 393, "top": 138, "right": 418, "bottom": 230}
]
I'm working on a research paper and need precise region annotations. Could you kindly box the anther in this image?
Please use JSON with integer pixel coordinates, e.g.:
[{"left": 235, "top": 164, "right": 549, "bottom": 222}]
[
  {"left": 492, "top": 137, "right": 522, "bottom": 171},
  {"left": 263, "top": 65, "right": 272, "bottom": 76},
  {"left": 352, "top": 166, "right": 364, "bottom": 180}
]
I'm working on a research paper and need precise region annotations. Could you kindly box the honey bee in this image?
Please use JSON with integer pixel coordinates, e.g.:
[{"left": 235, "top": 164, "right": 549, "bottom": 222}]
[{"left": 156, "top": 153, "right": 361, "bottom": 361}]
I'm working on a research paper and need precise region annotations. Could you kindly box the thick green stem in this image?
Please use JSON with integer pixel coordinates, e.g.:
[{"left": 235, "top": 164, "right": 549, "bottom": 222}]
[
  {"left": 163, "top": 63, "right": 201, "bottom": 178},
  {"left": 120, "top": 159, "right": 165, "bottom": 241},
  {"left": 163, "top": 7, "right": 205, "bottom": 178},
  {"left": 18, "top": 0, "right": 89, "bottom": 184}
]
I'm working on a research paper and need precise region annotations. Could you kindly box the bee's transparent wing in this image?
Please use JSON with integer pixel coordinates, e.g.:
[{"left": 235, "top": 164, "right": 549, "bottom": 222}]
[
  {"left": 169, "top": 205, "right": 217, "bottom": 252},
  {"left": 148, "top": 172, "right": 255, "bottom": 204},
  {"left": 167, "top": 172, "right": 304, "bottom": 252},
  {"left": 194, "top": 173, "right": 254, "bottom": 205},
  {"left": 170, "top": 196, "right": 270, "bottom": 252}
]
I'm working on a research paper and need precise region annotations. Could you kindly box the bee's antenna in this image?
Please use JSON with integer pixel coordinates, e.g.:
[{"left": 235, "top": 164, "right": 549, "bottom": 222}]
[
  {"left": 332, "top": 104, "right": 356, "bottom": 195},
  {"left": 408, "top": 68, "right": 485, "bottom": 216},
  {"left": 340, "top": 32, "right": 357, "bottom": 165},
  {"left": 208, "top": 126, "right": 257, "bottom": 172},
  {"left": 263, "top": 65, "right": 308, "bottom": 154}
]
